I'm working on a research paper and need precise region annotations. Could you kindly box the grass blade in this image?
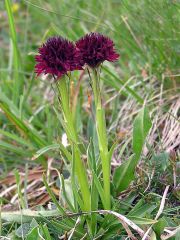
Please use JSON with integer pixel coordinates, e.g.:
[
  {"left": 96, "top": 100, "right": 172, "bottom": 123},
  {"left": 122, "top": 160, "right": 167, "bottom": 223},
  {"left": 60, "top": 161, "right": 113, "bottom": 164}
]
[
  {"left": 0, "top": 102, "right": 46, "bottom": 147},
  {"left": 43, "top": 175, "right": 65, "bottom": 216},
  {"left": 5, "top": 0, "right": 22, "bottom": 104},
  {"left": 92, "top": 170, "right": 106, "bottom": 209},
  {"left": 40, "top": 224, "right": 52, "bottom": 240},
  {"left": 113, "top": 154, "right": 135, "bottom": 193},
  {"left": 113, "top": 106, "right": 152, "bottom": 193},
  {"left": 32, "top": 144, "right": 60, "bottom": 160},
  {"left": 0, "top": 140, "right": 31, "bottom": 156},
  {"left": 103, "top": 67, "right": 144, "bottom": 104},
  {"left": 133, "top": 106, "right": 152, "bottom": 157}
]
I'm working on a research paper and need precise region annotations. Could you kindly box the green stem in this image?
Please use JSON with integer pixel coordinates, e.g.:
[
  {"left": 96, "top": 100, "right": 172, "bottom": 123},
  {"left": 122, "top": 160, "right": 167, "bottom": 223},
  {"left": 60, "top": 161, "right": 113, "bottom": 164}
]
[
  {"left": 57, "top": 76, "right": 91, "bottom": 211},
  {"left": 92, "top": 68, "right": 110, "bottom": 210}
]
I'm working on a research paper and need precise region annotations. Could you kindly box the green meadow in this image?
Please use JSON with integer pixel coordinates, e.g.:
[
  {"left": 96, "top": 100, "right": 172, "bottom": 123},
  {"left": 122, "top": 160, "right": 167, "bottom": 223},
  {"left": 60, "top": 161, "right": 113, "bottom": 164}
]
[{"left": 0, "top": 0, "right": 179, "bottom": 239}]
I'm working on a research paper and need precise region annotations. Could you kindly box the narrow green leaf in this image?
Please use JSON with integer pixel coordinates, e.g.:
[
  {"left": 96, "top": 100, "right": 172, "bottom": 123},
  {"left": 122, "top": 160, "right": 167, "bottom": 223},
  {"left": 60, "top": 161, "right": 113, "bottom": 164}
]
[
  {"left": 40, "top": 224, "right": 52, "bottom": 240},
  {"left": 128, "top": 200, "right": 156, "bottom": 217},
  {"left": 0, "top": 102, "right": 46, "bottom": 147},
  {"left": 103, "top": 67, "right": 144, "bottom": 104},
  {"left": 108, "top": 141, "right": 118, "bottom": 164},
  {"left": 113, "top": 154, "right": 135, "bottom": 193},
  {"left": 43, "top": 175, "right": 65, "bottom": 216},
  {"left": 72, "top": 145, "right": 91, "bottom": 211},
  {"left": 26, "top": 227, "right": 40, "bottom": 240},
  {"left": 87, "top": 140, "right": 94, "bottom": 170},
  {"left": 86, "top": 140, "right": 98, "bottom": 234},
  {"left": 92, "top": 170, "right": 106, "bottom": 209},
  {"left": 90, "top": 179, "right": 98, "bottom": 235},
  {"left": 32, "top": 144, "right": 60, "bottom": 160},
  {"left": 0, "top": 129, "right": 34, "bottom": 148},
  {"left": 51, "top": 220, "right": 84, "bottom": 238},
  {"left": 59, "top": 142, "right": 72, "bottom": 162},
  {"left": 14, "top": 170, "right": 26, "bottom": 209},
  {"left": 0, "top": 89, "right": 19, "bottom": 113},
  {"left": 5, "top": 0, "right": 22, "bottom": 104},
  {"left": 71, "top": 150, "right": 84, "bottom": 211},
  {"left": 1, "top": 209, "right": 60, "bottom": 223},
  {"left": 0, "top": 140, "right": 31, "bottom": 156},
  {"left": 60, "top": 175, "right": 75, "bottom": 212},
  {"left": 50, "top": 220, "right": 71, "bottom": 232},
  {"left": 153, "top": 217, "right": 167, "bottom": 237},
  {"left": 43, "top": 176, "right": 76, "bottom": 227},
  {"left": 133, "top": 106, "right": 152, "bottom": 157},
  {"left": 113, "top": 106, "right": 152, "bottom": 193},
  {"left": 128, "top": 216, "right": 157, "bottom": 225}
]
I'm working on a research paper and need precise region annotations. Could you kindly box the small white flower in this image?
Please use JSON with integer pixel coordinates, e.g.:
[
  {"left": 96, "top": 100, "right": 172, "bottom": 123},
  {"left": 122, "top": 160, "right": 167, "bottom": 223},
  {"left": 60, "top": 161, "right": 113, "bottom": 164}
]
[{"left": 62, "top": 133, "right": 68, "bottom": 147}]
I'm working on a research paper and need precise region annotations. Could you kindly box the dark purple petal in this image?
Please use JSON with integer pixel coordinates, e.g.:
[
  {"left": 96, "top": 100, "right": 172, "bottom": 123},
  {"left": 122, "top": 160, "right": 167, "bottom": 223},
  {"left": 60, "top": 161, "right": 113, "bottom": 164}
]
[
  {"left": 35, "top": 36, "right": 82, "bottom": 80},
  {"left": 76, "top": 32, "right": 119, "bottom": 68}
]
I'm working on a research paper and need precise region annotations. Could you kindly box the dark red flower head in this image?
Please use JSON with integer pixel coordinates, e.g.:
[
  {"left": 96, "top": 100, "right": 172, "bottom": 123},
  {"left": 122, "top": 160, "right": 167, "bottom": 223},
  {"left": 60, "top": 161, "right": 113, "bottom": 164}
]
[
  {"left": 76, "top": 32, "right": 119, "bottom": 68},
  {"left": 35, "top": 36, "right": 82, "bottom": 79}
]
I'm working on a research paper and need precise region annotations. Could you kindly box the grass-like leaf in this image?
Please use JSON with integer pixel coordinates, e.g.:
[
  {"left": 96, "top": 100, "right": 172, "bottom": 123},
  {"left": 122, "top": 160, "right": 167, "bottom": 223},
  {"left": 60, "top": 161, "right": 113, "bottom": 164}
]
[
  {"left": 43, "top": 175, "right": 65, "bottom": 216},
  {"left": 5, "top": 0, "right": 22, "bottom": 104},
  {"left": 32, "top": 144, "right": 60, "bottom": 160},
  {"left": 113, "top": 154, "right": 135, "bottom": 193},
  {"left": 0, "top": 102, "right": 46, "bottom": 147},
  {"left": 113, "top": 106, "right": 152, "bottom": 193},
  {"left": 103, "top": 67, "right": 144, "bottom": 104},
  {"left": 40, "top": 224, "right": 52, "bottom": 240},
  {"left": 133, "top": 106, "right": 152, "bottom": 157}
]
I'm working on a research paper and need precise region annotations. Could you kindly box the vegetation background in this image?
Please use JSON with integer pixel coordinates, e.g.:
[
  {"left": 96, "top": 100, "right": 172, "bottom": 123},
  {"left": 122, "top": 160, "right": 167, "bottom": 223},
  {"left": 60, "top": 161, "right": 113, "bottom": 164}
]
[{"left": 0, "top": 0, "right": 179, "bottom": 239}]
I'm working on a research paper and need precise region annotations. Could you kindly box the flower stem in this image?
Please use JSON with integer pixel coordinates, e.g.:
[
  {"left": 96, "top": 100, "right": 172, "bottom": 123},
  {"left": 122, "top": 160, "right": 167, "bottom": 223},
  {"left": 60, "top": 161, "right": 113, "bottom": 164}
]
[
  {"left": 92, "top": 68, "right": 111, "bottom": 210},
  {"left": 57, "top": 76, "right": 91, "bottom": 211}
]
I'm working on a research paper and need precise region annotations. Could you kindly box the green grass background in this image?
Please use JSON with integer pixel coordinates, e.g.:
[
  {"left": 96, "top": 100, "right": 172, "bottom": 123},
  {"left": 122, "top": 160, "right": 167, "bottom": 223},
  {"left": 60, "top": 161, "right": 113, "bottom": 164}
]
[{"left": 0, "top": 0, "right": 179, "bottom": 238}]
